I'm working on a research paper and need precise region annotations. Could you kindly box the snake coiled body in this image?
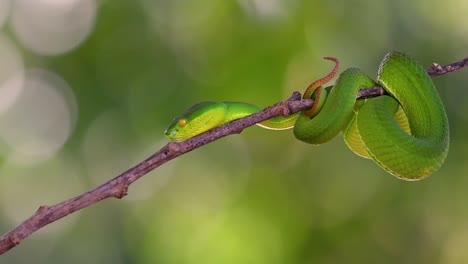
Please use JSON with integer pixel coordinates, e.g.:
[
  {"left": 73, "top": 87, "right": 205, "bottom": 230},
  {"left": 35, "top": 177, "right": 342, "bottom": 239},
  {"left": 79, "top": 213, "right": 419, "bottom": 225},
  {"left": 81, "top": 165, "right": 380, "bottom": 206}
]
[{"left": 165, "top": 52, "right": 449, "bottom": 180}]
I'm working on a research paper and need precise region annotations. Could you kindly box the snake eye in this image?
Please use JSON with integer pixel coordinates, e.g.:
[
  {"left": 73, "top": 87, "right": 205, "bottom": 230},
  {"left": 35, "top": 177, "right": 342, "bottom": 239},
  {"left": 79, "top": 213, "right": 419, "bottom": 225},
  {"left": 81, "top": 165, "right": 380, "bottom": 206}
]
[{"left": 178, "top": 119, "right": 187, "bottom": 127}]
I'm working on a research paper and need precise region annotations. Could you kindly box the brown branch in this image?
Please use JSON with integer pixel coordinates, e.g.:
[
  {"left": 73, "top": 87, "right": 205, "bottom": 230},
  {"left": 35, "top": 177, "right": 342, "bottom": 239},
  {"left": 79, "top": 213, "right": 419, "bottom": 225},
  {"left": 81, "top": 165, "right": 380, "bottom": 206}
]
[
  {"left": 0, "top": 56, "right": 466, "bottom": 255},
  {"left": 427, "top": 56, "right": 468, "bottom": 76}
]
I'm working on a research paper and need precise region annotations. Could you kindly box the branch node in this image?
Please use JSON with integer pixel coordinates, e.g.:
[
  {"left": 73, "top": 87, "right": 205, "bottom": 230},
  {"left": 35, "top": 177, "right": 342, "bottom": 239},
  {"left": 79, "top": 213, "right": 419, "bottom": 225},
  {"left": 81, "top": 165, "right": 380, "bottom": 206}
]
[
  {"left": 114, "top": 183, "right": 128, "bottom": 199},
  {"left": 288, "top": 91, "right": 302, "bottom": 101},
  {"left": 278, "top": 103, "right": 292, "bottom": 116},
  {"left": 36, "top": 205, "right": 50, "bottom": 214},
  {"left": 10, "top": 234, "right": 20, "bottom": 246},
  {"left": 168, "top": 142, "right": 181, "bottom": 153}
]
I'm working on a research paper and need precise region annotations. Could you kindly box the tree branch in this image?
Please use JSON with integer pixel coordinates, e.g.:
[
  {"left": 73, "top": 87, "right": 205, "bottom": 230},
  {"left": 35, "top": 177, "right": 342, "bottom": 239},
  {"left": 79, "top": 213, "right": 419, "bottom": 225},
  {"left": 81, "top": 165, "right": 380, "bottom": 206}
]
[{"left": 0, "top": 56, "right": 466, "bottom": 255}]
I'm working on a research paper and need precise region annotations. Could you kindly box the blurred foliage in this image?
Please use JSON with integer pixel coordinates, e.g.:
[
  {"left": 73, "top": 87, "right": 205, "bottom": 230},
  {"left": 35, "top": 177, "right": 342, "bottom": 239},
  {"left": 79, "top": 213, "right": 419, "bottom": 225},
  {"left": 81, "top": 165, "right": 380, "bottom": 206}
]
[{"left": 1, "top": 0, "right": 468, "bottom": 263}]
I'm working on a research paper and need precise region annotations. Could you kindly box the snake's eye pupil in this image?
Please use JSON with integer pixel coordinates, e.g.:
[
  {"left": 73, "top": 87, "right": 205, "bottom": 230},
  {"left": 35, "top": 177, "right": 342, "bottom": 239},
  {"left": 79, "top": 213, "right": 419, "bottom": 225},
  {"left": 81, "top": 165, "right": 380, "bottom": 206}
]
[{"left": 178, "top": 119, "right": 187, "bottom": 127}]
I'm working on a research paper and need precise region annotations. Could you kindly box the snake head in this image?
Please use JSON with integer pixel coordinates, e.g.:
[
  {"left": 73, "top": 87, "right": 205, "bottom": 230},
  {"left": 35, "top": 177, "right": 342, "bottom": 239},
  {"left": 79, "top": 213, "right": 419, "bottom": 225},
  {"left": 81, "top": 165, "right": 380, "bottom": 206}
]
[
  {"left": 164, "top": 101, "right": 226, "bottom": 141},
  {"left": 164, "top": 118, "right": 187, "bottom": 141}
]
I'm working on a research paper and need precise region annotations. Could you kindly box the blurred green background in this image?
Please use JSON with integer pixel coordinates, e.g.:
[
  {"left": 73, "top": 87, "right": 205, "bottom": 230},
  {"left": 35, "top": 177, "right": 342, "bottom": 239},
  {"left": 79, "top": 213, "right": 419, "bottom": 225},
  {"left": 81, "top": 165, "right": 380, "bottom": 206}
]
[{"left": 0, "top": 0, "right": 467, "bottom": 263}]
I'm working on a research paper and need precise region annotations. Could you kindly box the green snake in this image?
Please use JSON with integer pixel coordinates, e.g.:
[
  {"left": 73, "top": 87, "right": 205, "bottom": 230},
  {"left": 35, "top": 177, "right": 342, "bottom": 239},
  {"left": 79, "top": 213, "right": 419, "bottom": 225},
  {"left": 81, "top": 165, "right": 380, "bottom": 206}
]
[{"left": 165, "top": 52, "right": 449, "bottom": 180}]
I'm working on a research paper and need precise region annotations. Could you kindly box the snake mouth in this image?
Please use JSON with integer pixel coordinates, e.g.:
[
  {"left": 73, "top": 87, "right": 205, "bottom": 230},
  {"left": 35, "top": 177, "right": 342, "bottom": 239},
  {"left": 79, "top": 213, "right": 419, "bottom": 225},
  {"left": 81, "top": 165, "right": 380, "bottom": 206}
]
[{"left": 164, "top": 128, "right": 180, "bottom": 141}]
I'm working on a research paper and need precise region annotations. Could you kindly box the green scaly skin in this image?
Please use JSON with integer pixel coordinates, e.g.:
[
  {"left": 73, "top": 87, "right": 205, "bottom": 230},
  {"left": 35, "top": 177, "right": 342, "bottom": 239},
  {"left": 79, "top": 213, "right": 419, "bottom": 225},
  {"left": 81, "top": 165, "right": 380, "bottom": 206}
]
[{"left": 164, "top": 52, "right": 449, "bottom": 180}]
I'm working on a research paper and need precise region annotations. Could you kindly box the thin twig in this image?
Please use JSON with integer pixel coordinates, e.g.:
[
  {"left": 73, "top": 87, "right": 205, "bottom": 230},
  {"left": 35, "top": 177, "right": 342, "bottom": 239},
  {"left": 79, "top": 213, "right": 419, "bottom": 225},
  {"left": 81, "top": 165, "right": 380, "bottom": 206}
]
[
  {"left": 0, "top": 56, "right": 466, "bottom": 255},
  {"left": 427, "top": 56, "right": 468, "bottom": 76}
]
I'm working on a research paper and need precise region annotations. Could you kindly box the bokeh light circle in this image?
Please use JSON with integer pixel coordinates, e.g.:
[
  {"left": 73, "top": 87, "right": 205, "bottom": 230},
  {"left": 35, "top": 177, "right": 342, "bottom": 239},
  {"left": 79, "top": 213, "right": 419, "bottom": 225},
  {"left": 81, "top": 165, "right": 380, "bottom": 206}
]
[
  {"left": 10, "top": 0, "right": 97, "bottom": 55},
  {"left": 0, "top": 69, "right": 78, "bottom": 164},
  {"left": 0, "top": 33, "right": 24, "bottom": 114}
]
